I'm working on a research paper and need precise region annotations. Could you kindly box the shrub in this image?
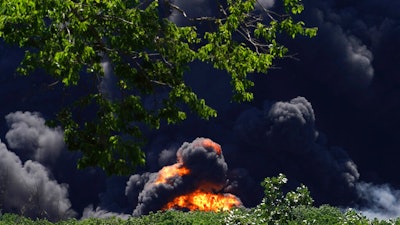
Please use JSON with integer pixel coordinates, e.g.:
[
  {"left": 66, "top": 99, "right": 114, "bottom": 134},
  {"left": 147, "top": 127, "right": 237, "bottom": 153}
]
[
  {"left": 292, "top": 205, "right": 345, "bottom": 224},
  {"left": 224, "top": 173, "right": 313, "bottom": 225},
  {"left": 127, "top": 210, "right": 223, "bottom": 225}
]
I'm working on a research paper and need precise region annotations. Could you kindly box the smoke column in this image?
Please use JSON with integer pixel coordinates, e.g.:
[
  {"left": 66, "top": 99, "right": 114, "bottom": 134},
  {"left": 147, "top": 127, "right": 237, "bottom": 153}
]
[{"left": 229, "top": 97, "right": 360, "bottom": 204}]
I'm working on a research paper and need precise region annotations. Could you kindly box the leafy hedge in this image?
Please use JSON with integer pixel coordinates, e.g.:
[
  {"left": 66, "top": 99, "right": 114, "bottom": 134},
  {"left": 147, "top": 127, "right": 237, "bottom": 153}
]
[
  {"left": 0, "top": 211, "right": 223, "bottom": 225},
  {"left": 3, "top": 208, "right": 400, "bottom": 225}
]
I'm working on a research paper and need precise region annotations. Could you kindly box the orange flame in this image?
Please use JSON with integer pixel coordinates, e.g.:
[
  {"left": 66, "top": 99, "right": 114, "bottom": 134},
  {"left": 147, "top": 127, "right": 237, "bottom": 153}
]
[
  {"left": 201, "top": 138, "right": 222, "bottom": 155},
  {"left": 162, "top": 189, "right": 242, "bottom": 212},
  {"left": 155, "top": 163, "right": 190, "bottom": 185}
]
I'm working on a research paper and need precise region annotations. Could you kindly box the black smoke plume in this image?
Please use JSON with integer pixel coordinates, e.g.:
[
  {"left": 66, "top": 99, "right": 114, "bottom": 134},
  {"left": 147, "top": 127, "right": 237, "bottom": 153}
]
[{"left": 226, "top": 97, "right": 359, "bottom": 205}]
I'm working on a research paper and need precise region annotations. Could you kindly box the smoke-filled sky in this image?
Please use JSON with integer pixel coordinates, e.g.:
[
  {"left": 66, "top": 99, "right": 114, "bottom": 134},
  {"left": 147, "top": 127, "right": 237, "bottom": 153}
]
[{"left": 1, "top": 0, "right": 400, "bottom": 221}]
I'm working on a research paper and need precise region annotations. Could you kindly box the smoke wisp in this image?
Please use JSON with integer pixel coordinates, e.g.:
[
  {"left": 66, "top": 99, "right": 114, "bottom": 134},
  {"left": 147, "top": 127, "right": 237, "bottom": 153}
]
[{"left": 355, "top": 182, "right": 400, "bottom": 220}]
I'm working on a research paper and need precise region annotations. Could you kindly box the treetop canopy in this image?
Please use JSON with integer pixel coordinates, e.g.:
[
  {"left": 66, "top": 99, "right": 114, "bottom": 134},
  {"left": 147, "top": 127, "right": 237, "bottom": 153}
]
[{"left": 0, "top": 0, "right": 317, "bottom": 175}]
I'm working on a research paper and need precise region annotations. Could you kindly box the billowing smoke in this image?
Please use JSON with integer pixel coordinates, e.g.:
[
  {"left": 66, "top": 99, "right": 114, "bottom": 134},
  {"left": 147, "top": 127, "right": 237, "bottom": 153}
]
[
  {"left": 0, "top": 140, "right": 76, "bottom": 221},
  {"left": 0, "top": 111, "right": 104, "bottom": 221},
  {"left": 127, "top": 138, "right": 240, "bottom": 216},
  {"left": 233, "top": 97, "right": 360, "bottom": 204},
  {"left": 304, "top": 17, "right": 375, "bottom": 93},
  {"left": 354, "top": 183, "right": 400, "bottom": 220},
  {"left": 5, "top": 111, "right": 65, "bottom": 164}
]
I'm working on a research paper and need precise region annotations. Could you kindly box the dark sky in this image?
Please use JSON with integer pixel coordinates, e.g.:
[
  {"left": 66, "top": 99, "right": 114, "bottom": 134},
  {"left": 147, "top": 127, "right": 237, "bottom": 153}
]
[{"left": 1, "top": 0, "right": 400, "bottom": 221}]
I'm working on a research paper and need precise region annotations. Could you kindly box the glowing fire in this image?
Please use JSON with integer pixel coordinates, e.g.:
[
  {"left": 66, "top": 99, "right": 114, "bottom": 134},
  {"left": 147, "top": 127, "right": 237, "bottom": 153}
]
[
  {"left": 201, "top": 138, "right": 222, "bottom": 155},
  {"left": 155, "top": 163, "right": 190, "bottom": 185},
  {"left": 162, "top": 189, "right": 242, "bottom": 212}
]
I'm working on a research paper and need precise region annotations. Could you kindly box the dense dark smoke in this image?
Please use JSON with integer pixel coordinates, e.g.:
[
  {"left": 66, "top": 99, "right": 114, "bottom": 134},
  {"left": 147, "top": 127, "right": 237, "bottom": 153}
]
[
  {"left": 300, "top": 6, "right": 375, "bottom": 93},
  {"left": 232, "top": 97, "right": 360, "bottom": 204}
]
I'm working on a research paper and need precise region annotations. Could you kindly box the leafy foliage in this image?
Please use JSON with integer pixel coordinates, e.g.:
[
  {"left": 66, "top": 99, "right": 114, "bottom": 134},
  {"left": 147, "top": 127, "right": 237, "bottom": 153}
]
[
  {"left": 224, "top": 173, "right": 313, "bottom": 224},
  {"left": 292, "top": 205, "right": 346, "bottom": 224},
  {"left": 0, "top": 210, "right": 224, "bottom": 225},
  {"left": 0, "top": 0, "right": 317, "bottom": 175},
  {"left": 3, "top": 210, "right": 400, "bottom": 225},
  {"left": 129, "top": 210, "right": 224, "bottom": 225},
  {"left": 0, "top": 213, "right": 52, "bottom": 225},
  {"left": 222, "top": 174, "right": 400, "bottom": 225}
]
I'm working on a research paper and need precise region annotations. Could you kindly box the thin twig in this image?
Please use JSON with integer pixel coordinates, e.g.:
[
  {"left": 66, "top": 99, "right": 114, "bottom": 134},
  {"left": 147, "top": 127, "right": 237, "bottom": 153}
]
[{"left": 169, "top": 3, "right": 219, "bottom": 22}]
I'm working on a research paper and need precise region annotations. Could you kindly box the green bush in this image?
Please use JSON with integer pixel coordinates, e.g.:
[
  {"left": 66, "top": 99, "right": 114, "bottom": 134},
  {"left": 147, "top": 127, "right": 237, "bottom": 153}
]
[
  {"left": 128, "top": 210, "right": 224, "bottom": 225},
  {"left": 0, "top": 213, "right": 51, "bottom": 225},
  {"left": 291, "top": 205, "right": 344, "bottom": 224},
  {"left": 224, "top": 173, "right": 313, "bottom": 225}
]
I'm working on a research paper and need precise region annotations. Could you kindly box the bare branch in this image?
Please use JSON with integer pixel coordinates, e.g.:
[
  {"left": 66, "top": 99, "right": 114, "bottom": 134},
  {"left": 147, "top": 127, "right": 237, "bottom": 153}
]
[
  {"left": 255, "top": 0, "right": 281, "bottom": 21},
  {"left": 150, "top": 79, "right": 173, "bottom": 88},
  {"left": 169, "top": 3, "right": 219, "bottom": 22},
  {"left": 101, "top": 14, "right": 134, "bottom": 25}
]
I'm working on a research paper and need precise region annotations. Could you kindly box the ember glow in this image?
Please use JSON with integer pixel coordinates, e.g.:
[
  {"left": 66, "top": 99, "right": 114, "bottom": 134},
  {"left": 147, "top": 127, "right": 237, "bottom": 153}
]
[
  {"left": 154, "top": 138, "right": 222, "bottom": 185},
  {"left": 162, "top": 189, "right": 242, "bottom": 212},
  {"left": 200, "top": 138, "right": 222, "bottom": 155}
]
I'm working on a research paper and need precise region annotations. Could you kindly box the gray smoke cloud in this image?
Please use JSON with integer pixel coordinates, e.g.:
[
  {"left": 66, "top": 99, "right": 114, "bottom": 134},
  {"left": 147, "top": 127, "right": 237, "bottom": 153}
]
[
  {"left": 126, "top": 173, "right": 153, "bottom": 210},
  {"left": 128, "top": 137, "right": 233, "bottom": 216},
  {"left": 311, "top": 19, "right": 374, "bottom": 92},
  {"left": 81, "top": 205, "right": 130, "bottom": 220},
  {"left": 158, "top": 148, "right": 178, "bottom": 167},
  {"left": 355, "top": 182, "right": 400, "bottom": 220},
  {"left": 0, "top": 140, "right": 76, "bottom": 221},
  {"left": 5, "top": 111, "right": 65, "bottom": 164}
]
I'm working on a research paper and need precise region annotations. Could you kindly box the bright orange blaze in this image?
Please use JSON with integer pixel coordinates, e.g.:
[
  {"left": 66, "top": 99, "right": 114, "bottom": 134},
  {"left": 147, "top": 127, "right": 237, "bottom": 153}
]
[
  {"left": 162, "top": 189, "right": 241, "bottom": 212},
  {"left": 202, "top": 139, "right": 222, "bottom": 155},
  {"left": 155, "top": 163, "right": 190, "bottom": 184}
]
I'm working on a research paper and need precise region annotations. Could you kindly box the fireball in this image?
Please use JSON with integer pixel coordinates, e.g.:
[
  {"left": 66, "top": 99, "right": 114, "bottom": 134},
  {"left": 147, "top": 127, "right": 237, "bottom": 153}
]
[
  {"left": 154, "top": 163, "right": 190, "bottom": 185},
  {"left": 162, "top": 189, "right": 242, "bottom": 212}
]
